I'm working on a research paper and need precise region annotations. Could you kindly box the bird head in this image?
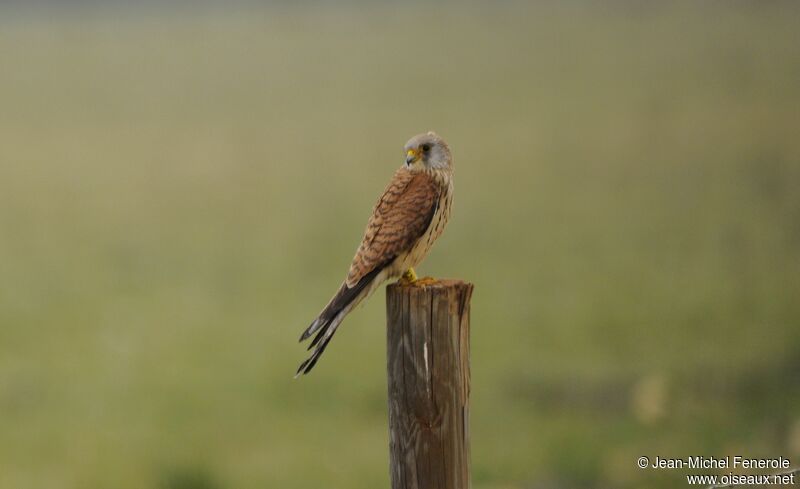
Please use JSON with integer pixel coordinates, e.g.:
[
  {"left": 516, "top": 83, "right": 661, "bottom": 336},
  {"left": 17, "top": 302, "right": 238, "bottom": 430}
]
[{"left": 403, "top": 132, "right": 452, "bottom": 171}]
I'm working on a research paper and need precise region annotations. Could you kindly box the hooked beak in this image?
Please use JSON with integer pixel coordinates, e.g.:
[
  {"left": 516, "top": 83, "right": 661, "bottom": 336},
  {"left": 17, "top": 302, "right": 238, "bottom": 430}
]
[{"left": 405, "top": 149, "right": 418, "bottom": 165}]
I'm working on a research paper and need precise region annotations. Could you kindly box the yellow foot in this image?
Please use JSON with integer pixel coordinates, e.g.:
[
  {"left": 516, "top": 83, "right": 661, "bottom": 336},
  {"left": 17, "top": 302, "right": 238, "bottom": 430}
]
[{"left": 398, "top": 268, "right": 418, "bottom": 285}]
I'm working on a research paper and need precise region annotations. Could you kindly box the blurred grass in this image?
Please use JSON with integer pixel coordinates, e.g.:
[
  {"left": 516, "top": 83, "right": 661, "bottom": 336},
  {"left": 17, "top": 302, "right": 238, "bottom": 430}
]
[{"left": 1, "top": 2, "right": 799, "bottom": 488}]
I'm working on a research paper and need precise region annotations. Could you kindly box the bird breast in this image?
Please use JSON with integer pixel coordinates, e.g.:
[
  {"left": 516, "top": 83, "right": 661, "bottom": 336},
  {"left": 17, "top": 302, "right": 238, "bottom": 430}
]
[{"left": 396, "top": 176, "right": 453, "bottom": 273}]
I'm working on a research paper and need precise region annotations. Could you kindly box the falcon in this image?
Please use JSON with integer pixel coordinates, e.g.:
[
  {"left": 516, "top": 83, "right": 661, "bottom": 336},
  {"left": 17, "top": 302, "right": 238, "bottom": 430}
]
[{"left": 296, "top": 132, "right": 454, "bottom": 376}]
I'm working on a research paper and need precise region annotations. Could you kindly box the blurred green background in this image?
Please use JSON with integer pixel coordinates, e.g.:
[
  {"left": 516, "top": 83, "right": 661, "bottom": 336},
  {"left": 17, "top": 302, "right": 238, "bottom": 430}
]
[{"left": 1, "top": 2, "right": 799, "bottom": 488}]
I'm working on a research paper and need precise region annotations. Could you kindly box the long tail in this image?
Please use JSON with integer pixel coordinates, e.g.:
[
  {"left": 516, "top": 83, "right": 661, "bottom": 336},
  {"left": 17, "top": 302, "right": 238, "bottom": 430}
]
[{"left": 295, "top": 265, "right": 386, "bottom": 377}]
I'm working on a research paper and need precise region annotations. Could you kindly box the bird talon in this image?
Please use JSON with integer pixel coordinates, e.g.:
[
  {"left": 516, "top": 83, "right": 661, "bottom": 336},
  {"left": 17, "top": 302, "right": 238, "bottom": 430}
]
[{"left": 398, "top": 268, "right": 418, "bottom": 285}]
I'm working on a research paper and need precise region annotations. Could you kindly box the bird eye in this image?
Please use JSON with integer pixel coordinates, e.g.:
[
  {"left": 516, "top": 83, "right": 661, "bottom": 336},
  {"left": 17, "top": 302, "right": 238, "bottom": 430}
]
[{"left": 421, "top": 144, "right": 431, "bottom": 152}]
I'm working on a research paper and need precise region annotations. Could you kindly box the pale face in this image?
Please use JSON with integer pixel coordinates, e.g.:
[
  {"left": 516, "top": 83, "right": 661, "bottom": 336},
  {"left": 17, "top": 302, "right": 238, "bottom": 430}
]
[{"left": 403, "top": 132, "right": 451, "bottom": 170}]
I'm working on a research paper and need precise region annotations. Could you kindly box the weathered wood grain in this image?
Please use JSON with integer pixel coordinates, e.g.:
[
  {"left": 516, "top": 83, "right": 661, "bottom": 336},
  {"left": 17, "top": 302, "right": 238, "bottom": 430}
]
[{"left": 386, "top": 279, "right": 474, "bottom": 489}]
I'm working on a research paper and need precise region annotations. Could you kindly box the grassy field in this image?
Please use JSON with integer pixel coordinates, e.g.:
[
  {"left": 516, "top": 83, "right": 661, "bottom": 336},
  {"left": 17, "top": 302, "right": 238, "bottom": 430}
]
[{"left": 1, "top": 3, "right": 799, "bottom": 488}]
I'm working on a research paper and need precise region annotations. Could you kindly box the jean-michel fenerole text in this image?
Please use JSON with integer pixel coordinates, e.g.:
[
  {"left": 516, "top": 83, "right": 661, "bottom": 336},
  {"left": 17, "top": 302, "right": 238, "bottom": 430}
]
[{"left": 651, "top": 456, "right": 790, "bottom": 470}]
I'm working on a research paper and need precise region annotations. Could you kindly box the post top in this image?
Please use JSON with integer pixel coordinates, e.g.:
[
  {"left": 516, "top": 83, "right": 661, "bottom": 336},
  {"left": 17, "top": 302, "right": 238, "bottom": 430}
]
[{"left": 387, "top": 278, "right": 473, "bottom": 290}]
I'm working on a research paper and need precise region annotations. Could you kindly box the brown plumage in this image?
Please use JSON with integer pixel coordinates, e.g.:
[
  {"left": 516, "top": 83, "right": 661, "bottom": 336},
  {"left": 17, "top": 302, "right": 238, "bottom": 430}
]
[
  {"left": 346, "top": 170, "right": 442, "bottom": 287},
  {"left": 296, "top": 132, "right": 454, "bottom": 376}
]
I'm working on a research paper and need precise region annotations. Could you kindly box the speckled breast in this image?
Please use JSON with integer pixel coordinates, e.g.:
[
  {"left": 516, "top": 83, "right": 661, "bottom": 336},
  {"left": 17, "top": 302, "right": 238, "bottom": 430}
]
[{"left": 403, "top": 178, "right": 453, "bottom": 270}]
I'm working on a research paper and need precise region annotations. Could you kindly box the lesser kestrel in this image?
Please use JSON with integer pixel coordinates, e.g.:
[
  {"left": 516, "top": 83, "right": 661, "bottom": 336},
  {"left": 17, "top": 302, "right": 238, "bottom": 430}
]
[{"left": 296, "top": 132, "right": 454, "bottom": 376}]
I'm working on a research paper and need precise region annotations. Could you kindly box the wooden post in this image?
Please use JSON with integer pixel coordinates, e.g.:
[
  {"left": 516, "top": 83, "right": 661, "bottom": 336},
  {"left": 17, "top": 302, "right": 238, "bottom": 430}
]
[{"left": 386, "top": 279, "right": 474, "bottom": 489}]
